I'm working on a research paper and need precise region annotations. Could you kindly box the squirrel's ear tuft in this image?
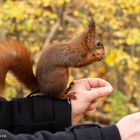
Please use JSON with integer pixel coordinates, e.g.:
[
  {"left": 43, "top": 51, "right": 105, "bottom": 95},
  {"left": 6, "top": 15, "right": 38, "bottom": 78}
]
[
  {"left": 87, "top": 12, "right": 96, "bottom": 38},
  {"left": 87, "top": 11, "right": 95, "bottom": 30},
  {"left": 88, "top": 16, "right": 95, "bottom": 30}
]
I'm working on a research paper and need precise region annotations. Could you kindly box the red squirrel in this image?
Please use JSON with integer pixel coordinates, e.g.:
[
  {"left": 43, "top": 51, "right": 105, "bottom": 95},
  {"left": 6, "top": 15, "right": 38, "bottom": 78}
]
[{"left": 0, "top": 17, "right": 104, "bottom": 99}]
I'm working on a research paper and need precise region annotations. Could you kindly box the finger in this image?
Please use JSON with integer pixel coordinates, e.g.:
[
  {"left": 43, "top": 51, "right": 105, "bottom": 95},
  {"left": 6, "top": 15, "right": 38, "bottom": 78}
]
[
  {"left": 83, "top": 100, "right": 98, "bottom": 116},
  {"left": 84, "top": 100, "right": 99, "bottom": 116},
  {"left": 86, "top": 100, "right": 98, "bottom": 111},
  {"left": 81, "top": 78, "right": 112, "bottom": 88},
  {"left": 71, "top": 78, "right": 113, "bottom": 92},
  {"left": 91, "top": 99, "right": 98, "bottom": 104},
  {"left": 84, "top": 109, "right": 97, "bottom": 116},
  {"left": 84, "top": 105, "right": 97, "bottom": 116},
  {"left": 86, "top": 85, "right": 113, "bottom": 100}
]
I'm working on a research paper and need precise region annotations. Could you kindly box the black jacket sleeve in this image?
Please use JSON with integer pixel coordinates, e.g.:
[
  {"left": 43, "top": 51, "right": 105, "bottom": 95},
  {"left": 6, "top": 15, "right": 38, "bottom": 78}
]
[
  {"left": 0, "top": 124, "right": 121, "bottom": 140},
  {"left": 0, "top": 96, "right": 71, "bottom": 134}
]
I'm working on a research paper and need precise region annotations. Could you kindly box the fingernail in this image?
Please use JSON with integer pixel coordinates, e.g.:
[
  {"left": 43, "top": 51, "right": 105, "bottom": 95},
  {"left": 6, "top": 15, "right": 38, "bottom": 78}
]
[{"left": 104, "top": 87, "right": 113, "bottom": 93}]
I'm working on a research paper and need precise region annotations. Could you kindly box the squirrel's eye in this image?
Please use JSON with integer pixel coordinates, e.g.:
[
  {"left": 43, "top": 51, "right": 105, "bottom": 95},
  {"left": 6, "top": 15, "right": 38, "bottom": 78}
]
[{"left": 96, "top": 41, "right": 101, "bottom": 46}]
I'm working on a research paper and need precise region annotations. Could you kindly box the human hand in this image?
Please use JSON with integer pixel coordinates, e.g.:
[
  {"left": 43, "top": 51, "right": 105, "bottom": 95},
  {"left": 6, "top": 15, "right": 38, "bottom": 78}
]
[
  {"left": 70, "top": 78, "right": 113, "bottom": 125},
  {"left": 117, "top": 112, "right": 140, "bottom": 140}
]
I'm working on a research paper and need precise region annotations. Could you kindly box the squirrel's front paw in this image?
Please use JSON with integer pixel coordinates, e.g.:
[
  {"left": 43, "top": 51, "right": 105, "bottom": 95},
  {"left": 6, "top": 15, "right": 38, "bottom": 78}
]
[{"left": 60, "top": 91, "right": 77, "bottom": 100}]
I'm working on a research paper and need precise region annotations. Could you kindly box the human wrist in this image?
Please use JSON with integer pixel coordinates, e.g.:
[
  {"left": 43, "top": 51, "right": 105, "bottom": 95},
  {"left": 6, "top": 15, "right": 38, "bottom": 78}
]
[
  {"left": 71, "top": 105, "right": 82, "bottom": 125},
  {"left": 71, "top": 99, "right": 84, "bottom": 125},
  {"left": 71, "top": 113, "right": 83, "bottom": 125}
]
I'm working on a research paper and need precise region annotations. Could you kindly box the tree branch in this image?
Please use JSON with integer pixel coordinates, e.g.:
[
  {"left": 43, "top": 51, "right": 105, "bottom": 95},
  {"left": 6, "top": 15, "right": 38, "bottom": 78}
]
[
  {"left": 42, "top": 1, "right": 66, "bottom": 49},
  {"left": 42, "top": 21, "right": 60, "bottom": 49},
  {"left": 64, "top": 14, "right": 80, "bottom": 26}
]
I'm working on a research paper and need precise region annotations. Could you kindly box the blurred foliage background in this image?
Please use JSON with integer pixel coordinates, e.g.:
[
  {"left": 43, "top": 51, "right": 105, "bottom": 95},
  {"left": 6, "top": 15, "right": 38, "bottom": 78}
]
[{"left": 0, "top": 0, "right": 140, "bottom": 125}]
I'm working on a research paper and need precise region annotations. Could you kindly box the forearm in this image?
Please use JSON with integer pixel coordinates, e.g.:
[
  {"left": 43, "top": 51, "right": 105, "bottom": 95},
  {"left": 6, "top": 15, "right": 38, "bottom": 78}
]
[
  {"left": 0, "top": 96, "right": 71, "bottom": 134},
  {"left": 0, "top": 124, "right": 121, "bottom": 140}
]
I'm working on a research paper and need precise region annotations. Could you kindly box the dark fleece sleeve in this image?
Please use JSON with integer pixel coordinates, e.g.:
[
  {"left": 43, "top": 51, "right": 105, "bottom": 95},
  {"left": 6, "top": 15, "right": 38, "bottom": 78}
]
[
  {"left": 0, "top": 96, "right": 71, "bottom": 134},
  {"left": 0, "top": 124, "right": 121, "bottom": 140}
]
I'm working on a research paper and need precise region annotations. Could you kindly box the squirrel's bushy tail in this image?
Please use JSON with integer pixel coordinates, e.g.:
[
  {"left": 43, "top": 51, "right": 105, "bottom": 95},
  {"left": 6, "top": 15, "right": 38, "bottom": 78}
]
[{"left": 0, "top": 40, "right": 39, "bottom": 95}]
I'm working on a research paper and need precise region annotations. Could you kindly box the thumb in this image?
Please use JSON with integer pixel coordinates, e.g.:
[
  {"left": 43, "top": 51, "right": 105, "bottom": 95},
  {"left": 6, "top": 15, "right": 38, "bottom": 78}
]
[{"left": 86, "top": 85, "right": 113, "bottom": 100}]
